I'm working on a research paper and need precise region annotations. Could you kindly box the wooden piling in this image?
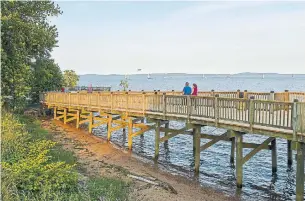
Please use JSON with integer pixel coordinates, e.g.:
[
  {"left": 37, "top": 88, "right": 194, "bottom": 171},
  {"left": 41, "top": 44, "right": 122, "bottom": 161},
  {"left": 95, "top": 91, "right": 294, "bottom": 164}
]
[
  {"left": 271, "top": 139, "right": 277, "bottom": 173},
  {"left": 54, "top": 107, "right": 57, "bottom": 119},
  {"left": 88, "top": 112, "right": 93, "bottom": 133},
  {"left": 63, "top": 108, "right": 67, "bottom": 124},
  {"left": 76, "top": 110, "right": 80, "bottom": 129},
  {"left": 230, "top": 137, "right": 235, "bottom": 164},
  {"left": 107, "top": 115, "right": 112, "bottom": 141},
  {"left": 194, "top": 125, "right": 201, "bottom": 173},
  {"left": 164, "top": 122, "right": 169, "bottom": 142},
  {"left": 236, "top": 133, "right": 243, "bottom": 188},
  {"left": 155, "top": 120, "right": 161, "bottom": 159},
  {"left": 287, "top": 140, "right": 292, "bottom": 166},
  {"left": 128, "top": 117, "right": 133, "bottom": 149},
  {"left": 296, "top": 142, "right": 304, "bottom": 201},
  {"left": 193, "top": 128, "right": 196, "bottom": 154}
]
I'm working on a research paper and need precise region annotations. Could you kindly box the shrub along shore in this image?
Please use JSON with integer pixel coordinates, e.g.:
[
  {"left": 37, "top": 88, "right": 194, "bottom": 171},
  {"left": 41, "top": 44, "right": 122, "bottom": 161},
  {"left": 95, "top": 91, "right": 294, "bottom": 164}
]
[{"left": 1, "top": 112, "right": 129, "bottom": 201}]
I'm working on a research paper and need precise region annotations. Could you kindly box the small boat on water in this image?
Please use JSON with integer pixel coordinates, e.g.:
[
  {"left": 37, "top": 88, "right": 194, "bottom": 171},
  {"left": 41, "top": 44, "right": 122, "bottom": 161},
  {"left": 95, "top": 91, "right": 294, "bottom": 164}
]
[
  {"left": 262, "top": 74, "right": 265, "bottom": 79},
  {"left": 147, "top": 73, "right": 152, "bottom": 79}
]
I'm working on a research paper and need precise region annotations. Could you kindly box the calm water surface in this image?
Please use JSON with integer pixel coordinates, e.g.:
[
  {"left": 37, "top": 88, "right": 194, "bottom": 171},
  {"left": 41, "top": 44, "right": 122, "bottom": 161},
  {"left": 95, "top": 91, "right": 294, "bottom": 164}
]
[{"left": 79, "top": 75, "right": 305, "bottom": 201}]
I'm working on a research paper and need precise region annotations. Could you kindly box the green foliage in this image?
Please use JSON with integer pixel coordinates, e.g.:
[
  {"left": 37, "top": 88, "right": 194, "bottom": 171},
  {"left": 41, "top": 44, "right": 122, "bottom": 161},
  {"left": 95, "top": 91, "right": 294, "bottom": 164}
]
[
  {"left": 1, "top": 113, "right": 78, "bottom": 195},
  {"left": 88, "top": 177, "right": 129, "bottom": 201},
  {"left": 1, "top": 113, "right": 130, "bottom": 201},
  {"left": 119, "top": 79, "right": 129, "bottom": 91},
  {"left": 30, "top": 58, "right": 64, "bottom": 102},
  {"left": 1, "top": 1, "right": 62, "bottom": 109},
  {"left": 63, "top": 70, "right": 79, "bottom": 88}
]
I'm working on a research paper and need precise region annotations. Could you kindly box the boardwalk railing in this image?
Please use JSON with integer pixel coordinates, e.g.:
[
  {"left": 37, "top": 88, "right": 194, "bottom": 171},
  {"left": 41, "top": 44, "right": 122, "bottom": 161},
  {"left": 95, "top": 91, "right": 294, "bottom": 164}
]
[
  {"left": 41, "top": 92, "right": 305, "bottom": 139},
  {"left": 41, "top": 90, "right": 305, "bottom": 102}
]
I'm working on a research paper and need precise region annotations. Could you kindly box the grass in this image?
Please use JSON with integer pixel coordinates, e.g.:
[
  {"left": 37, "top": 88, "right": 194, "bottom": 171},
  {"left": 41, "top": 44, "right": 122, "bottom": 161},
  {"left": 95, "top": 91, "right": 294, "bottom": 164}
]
[{"left": 1, "top": 112, "right": 130, "bottom": 201}]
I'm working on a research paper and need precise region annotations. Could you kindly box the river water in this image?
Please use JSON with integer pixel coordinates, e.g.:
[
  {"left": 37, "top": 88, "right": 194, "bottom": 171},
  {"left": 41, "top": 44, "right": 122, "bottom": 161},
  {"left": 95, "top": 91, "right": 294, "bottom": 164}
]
[{"left": 79, "top": 74, "right": 305, "bottom": 201}]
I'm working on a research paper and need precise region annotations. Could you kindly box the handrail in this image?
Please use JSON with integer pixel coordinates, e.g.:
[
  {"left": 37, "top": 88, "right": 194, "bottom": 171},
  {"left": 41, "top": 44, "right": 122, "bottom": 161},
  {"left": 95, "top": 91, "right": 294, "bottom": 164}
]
[
  {"left": 41, "top": 92, "right": 305, "bottom": 138},
  {"left": 42, "top": 90, "right": 305, "bottom": 102}
]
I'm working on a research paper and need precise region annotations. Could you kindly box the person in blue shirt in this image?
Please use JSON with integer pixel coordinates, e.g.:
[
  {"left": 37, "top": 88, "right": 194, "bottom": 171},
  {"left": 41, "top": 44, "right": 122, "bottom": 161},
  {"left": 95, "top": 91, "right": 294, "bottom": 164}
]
[{"left": 182, "top": 82, "right": 192, "bottom": 95}]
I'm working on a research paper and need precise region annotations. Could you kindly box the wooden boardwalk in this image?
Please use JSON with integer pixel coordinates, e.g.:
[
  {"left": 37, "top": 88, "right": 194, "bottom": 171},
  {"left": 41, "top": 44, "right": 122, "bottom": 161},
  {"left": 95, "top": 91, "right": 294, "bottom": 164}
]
[{"left": 40, "top": 91, "right": 305, "bottom": 201}]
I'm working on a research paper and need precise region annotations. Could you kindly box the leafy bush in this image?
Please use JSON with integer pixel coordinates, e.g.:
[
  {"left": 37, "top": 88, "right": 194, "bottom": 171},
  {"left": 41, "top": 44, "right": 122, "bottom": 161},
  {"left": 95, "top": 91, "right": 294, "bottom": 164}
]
[
  {"left": 1, "top": 113, "right": 78, "bottom": 196},
  {"left": 1, "top": 113, "right": 130, "bottom": 201}
]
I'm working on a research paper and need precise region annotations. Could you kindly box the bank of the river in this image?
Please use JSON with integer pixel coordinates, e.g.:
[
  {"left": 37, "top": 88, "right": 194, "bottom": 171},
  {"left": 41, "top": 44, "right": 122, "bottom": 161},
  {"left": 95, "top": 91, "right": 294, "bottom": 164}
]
[
  {"left": 41, "top": 118, "right": 239, "bottom": 201},
  {"left": 1, "top": 112, "right": 129, "bottom": 201}
]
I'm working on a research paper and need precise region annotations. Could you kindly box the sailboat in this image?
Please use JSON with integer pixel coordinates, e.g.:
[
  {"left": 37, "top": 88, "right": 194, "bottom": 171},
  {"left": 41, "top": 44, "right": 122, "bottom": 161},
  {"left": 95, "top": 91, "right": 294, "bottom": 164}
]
[
  {"left": 202, "top": 74, "right": 205, "bottom": 79},
  {"left": 147, "top": 73, "right": 152, "bottom": 79},
  {"left": 262, "top": 74, "right": 265, "bottom": 79}
]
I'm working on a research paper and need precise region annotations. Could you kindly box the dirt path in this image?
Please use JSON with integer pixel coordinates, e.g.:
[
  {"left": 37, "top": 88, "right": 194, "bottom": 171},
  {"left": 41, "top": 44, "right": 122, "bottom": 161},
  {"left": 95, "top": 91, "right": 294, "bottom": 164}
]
[{"left": 41, "top": 118, "right": 239, "bottom": 201}]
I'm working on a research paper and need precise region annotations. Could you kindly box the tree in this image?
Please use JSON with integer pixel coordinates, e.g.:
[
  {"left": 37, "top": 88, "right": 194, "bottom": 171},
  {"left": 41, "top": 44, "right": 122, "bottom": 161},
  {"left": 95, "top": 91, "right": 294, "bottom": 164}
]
[
  {"left": 1, "top": 1, "right": 62, "bottom": 109},
  {"left": 30, "top": 57, "right": 63, "bottom": 102},
  {"left": 119, "top": 79, "right": 129, "bottom": 91},
  {"left": 63, "top": 70, "right": 79, "bottom": 88}
]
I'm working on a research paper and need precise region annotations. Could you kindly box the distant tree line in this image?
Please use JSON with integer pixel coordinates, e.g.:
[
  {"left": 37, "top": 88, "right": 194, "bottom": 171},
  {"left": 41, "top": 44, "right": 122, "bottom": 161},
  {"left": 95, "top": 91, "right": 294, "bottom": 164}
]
[{"left": 1, "top": 1, "right": 78, "bottom": 110}]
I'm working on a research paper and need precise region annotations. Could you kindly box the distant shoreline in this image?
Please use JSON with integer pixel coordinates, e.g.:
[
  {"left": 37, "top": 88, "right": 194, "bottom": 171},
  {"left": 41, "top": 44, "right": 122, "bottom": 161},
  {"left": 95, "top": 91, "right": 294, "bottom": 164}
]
[{"left": 79, "top": 72, "right": 305, "bottom": 76}]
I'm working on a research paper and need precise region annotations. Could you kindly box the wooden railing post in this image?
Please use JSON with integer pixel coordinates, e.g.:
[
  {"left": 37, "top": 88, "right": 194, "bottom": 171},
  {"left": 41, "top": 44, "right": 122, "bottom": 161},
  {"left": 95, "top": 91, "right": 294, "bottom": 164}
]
[
  {"left": 77, "top": 92, "right": 80, "bottom": 108},
  {"left": 244, "top": 90, "right": 248, "bottom": 99},
  {"left": 214, "top": 94, "right": 219, "bottom": 126},
  {"left": 269, "top": 91, "right": 275, "bottom": 113},
  {"left": 237, "top": 89, "right": 240, "bottom": 99},
  {"left": 68, "top": 93, "right": 71, "bottom": 107},
  {"left": 97, "top": 92, "right": 100, "bottom": 111},
  {"left": 211, "top": 89, "right": 215, "bottom": 97},
  {"left": 249, "top": 96, "right": 255, "bottom": 131},
  {"left": 154, "top": 91, "right": 158, "bottom": 111},
  {"left": 284, "top": 89, "right": 289, "bottom": 102},
  {"left": 87, "top": 92, "right": 90, "bottom": 109},
  {"left": 269, "top": 91, "right": 275, "bottom": 101},
  {"left": 125, "top": 92, "right": 128, "bottom": 113},
  {"left": 142, "top": 92, "right": 146, "bottom": 115},
  {"left": 163, "top": 93, "right": 166, "bottom": 117},
  {"left": 110, "top": 92, "right": 113, "bottom": 113},
  {"left": 292, "top": 99, "right": 299, "bottom": 141}
]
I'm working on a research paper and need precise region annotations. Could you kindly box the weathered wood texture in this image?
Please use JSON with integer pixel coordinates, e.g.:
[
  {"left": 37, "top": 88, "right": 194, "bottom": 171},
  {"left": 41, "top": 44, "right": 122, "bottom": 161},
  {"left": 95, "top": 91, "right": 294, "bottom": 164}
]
[{"left": 41, "top": 92, "right": 305, "bottom": 142}]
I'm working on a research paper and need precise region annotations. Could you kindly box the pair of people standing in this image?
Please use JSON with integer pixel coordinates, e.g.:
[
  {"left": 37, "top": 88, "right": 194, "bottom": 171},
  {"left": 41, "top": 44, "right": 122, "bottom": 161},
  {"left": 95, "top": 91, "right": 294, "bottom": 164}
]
[{"left": 182, "top": 82, "right": 197, "bottom": 95}]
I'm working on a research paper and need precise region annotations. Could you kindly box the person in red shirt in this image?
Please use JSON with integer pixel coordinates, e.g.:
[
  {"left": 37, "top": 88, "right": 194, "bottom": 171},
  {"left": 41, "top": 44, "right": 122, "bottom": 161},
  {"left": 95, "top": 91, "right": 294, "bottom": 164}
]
[
  {"left": 192, "top": 83, "right": 198, "bottom": 110},
  {"left": 192, "top": 83, "right": 198, "bottom": 96}
]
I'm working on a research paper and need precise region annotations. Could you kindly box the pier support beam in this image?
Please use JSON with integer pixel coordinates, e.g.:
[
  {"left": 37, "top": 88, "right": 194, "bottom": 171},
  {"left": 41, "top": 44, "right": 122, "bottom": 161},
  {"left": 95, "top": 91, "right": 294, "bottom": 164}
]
[
  {"left": 128, "top": 117, "right": 133, "bottom": 149},
  {"left": 155, "top": 120, "right": 161, "bottom": 159},
  {"left": 287, "top": 140, "right": 293, "bottom": 166},
  {"left": 236, "top": 132, "right": 243, "bottom": 188},
  {"left": 296, "top": 142, "right": 304, "bottom": 201},
  {"left": 140, "top": 118, "right": 145, "bottom": 138},
  {"left": 88, "top": 112, "right": 93, "bottom": 133},
  {"left": 53, "top": 107, "right": 57, "bottom": 119},
  {"left": 63, "top": 108, "right": 67, "bottom": 124},
  {"left": 164, "top": 122, "right": 169, "bottom": 142},
  {"left": 193, "top": 128, "right": 196, "bottom": 154},
  {"left": 271, "top": 139, "right": 277, "bottom": 173},
  {"left": 107, "top": 115, "right": 113, "bottom": 141},
  {"left": 230, "top": 137, "right": 235, "bottom": 164},
  {"left": 194, "top": 125, "right": 201, "bottom": 173},
  {"left": 76, "top": 110, "right": 80, "bottom": 129}
]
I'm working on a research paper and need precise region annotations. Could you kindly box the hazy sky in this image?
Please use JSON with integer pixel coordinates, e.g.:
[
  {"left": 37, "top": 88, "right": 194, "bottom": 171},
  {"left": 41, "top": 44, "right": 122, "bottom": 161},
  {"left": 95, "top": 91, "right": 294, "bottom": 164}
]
[{"left": 52, "top": 1, "right": 305, "bottom": 75}]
